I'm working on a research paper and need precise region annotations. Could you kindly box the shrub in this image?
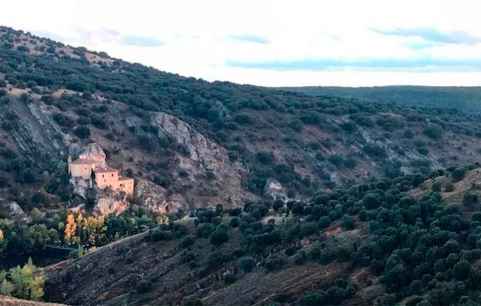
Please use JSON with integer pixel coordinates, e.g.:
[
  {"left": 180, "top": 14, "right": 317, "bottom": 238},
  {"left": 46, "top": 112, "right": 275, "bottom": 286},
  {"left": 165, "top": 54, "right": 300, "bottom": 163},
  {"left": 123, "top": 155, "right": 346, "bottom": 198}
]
[
  {"left": 180, "top": 235, "right": 195, "bottom": 249},
  {"left": 453, "top": 260, "right": 471, "bottom": 280},
  {"left": 239, "top": 256, "right": 256, "bottom": 273},
  {"left": 73, "top": 126, "right": 90, "bottom": 139},
  {"left": 255, "top": 151, "right": 274, "bottom": 164},
  {"left": 432, "top": 181, "right": 442, "bottom": 192},
  {"left": 318, "top": 216, "right": 331, "bottom": 229},
  {"left": 52, "top": 113, "right": 74, "bottom": 128},
  {"left": 300, "top": 222, "right": 319, "bottom": 237},
  {"left": 423, "top": 125, "right": 443, "bottom": 140},
  {"left": 197, "top": 223, "right": 215, "bottom": 238},
  {"left": 341, "top": 216, "right": 354, "bottom": 230},
  {"left": 452, "top": 168, "right": 466, "bottom": 182},
  {"left": 136, "top": 279, "right": 153, "bottom": 293},
  {"left": 444, "top": 182, "right": 455, "bottom": 192},
  {"left": 463, "top": 192, "right": 478, "bottom": 207},
  {"left": 149, "top": 227, "right": 173, "bottom": 241},
  {"left": 264, "top": 255, "right": 287, "bottom": 271},
  {"left": 31, "top": 192, "right": 48, "bottom": 205},
  {"left": 209, "top": 226, "right": 229, "bottom": 246},
  {"left": 363, "top": 144, "right": 386, "bottom": 159}
]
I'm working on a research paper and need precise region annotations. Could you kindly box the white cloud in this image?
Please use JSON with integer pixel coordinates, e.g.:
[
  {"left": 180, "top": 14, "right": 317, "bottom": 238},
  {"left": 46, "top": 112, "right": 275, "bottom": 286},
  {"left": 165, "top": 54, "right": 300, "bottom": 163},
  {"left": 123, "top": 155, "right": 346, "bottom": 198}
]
[{"left": 2, "top": 0, "right": 481, "bottom": 86}]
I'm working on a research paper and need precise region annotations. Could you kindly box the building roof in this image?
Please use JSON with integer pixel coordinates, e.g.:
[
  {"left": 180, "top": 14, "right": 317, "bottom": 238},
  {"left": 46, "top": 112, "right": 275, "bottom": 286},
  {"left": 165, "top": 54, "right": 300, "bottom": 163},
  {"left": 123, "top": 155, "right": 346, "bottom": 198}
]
[
  {"left": 94, "top": 166, "right": 118, "bottom": 174},
  {"left": 70, "top": 158, "right": 97, "bottom": 165}
]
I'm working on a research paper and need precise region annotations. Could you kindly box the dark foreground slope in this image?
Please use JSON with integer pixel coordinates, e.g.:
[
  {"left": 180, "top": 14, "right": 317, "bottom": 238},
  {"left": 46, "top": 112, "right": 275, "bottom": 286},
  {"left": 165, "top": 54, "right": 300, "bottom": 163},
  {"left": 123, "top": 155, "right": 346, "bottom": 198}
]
[{"left": 44, "top": 166, "right": 481, "bottom": 306}]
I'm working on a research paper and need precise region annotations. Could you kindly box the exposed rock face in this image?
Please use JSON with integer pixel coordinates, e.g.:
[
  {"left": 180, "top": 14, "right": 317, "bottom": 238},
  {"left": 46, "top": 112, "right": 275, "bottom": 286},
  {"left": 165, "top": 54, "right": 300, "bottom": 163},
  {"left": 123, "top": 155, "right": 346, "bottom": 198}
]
[
  {"left": 0, "top": 201, "right": 30, "bottom": 223},
  {"left": 264, "top": 178, "right": 287, "bottom": 202},
  {"left": 69, "top": 177, "right": 90, "bottom": 199},
  {"left": 78, "top": 143, "right": 107, "bottom": 167},
  {"left": 135, "top": 179, "right": 184, "bottom": 214},
  {"left": 94, "top": 191, "right": 129, "bottom": 216},
  {"left": 2, "top": 98, "right": 66, "bottom": 159},
  {"left": 150, "top": 112, "right": 253, "bottom": 208}
]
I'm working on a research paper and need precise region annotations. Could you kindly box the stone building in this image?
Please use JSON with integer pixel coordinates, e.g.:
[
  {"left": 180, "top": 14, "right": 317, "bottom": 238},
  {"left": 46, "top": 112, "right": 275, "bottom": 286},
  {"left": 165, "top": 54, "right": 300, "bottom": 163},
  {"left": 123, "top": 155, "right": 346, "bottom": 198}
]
[
  {"left": 68, "top": 144, "right": 134, "bottom": 196},
  {"left": 94, "top": 166, "right": 135, "bottom": 195}
]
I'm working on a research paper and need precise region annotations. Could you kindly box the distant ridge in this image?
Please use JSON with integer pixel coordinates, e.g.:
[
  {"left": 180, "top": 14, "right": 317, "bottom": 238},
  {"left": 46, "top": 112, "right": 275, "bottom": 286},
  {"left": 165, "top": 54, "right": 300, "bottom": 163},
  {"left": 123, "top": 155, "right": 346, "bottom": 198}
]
[{"left": 281, "top": 86, "right": 481, "bottom": 112}]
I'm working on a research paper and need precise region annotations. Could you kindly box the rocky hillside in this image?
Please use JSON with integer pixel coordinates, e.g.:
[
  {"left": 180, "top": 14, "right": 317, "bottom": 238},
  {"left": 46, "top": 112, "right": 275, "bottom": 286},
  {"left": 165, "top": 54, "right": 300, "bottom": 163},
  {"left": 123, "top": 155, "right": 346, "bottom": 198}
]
[
  {"left": 2, "top": 27, "right": 481, "bottom": 219},
  {"left": 42, "top": 166, "right": 481, "bottom": 306},
  {"left": 3, "top": 26, "right": 481, "bottom": 306}
]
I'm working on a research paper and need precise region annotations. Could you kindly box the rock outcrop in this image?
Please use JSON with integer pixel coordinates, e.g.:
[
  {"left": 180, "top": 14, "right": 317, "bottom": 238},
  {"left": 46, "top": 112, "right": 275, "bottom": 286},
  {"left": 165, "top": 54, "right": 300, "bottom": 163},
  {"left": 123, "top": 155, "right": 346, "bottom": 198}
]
[
  {"left": 150, "top": 112, "right": 254, "bottom": 208},
  {"left": 0, "top": 201, "right": 30, "bottom": 223},
  {"left": 134, "top": 179, "right": 184, "bottom": 214},
  {"left": 77, "top": 143, "right": 107, "bottom": 167},
  {"left": 94, "top": 191, "right": 129, "bottom": 216},
  {"left": 264, "top": 178, "right": 287, "bottom": 202}
]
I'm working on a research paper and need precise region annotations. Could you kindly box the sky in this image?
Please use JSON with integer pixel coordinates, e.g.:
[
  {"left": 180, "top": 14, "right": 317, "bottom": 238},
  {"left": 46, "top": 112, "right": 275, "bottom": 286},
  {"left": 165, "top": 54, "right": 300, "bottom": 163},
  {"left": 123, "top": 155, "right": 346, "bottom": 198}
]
[{"left": 3, "top": 0, "right": 481, "bottom": 86}]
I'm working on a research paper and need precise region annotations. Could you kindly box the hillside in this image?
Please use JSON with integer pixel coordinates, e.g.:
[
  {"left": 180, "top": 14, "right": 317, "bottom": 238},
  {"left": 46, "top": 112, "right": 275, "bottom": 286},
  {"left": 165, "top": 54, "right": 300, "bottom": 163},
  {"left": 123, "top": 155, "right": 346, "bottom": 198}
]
[
  {"left": 282, "top": 86, "right": 481, "bottom": 113},
  {"left": 2, "top": 26, "right": 481, "bottom": 305},
  {"left": 1, "top": 27, "right": 481, "bottom": 214},
  {"left": 42, "top": 166, "right": 481, "bottom": 306}
]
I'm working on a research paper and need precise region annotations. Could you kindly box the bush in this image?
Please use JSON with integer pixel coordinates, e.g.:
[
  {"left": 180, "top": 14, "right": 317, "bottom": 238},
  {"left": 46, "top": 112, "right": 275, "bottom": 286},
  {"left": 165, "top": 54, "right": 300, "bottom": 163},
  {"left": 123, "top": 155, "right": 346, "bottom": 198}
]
[
  {"left": 318, "top": 216, "right": 331, "bottom": 229},
  {"left": 209, "top": 226, "right": 229, "bottom": 246},
  {"left": 197, "top": 223, "right": 215, "bottom": 238},
  {"left": 300, "top": 222, "right": 319, "bottom": 237},
  {"left": 432, "top": 181, "right": 442, "bottom": 192},
  {"left": 239, "top": 256, "right": 256, "bottom": 273},
  {"left": 423, "top": 125, "right": 443, "bottom": 140},
  {"left": 73, "top": 126, "right": 91, "bottom": 139},
  {"left": 264, "top": 255, "right": 287, "bottom": 271},
  {"left": 452, "top": 168, "right": 466, "bottom": 182},
  {"left": 149, "top": 227, "right": 173, "bottom": 241},
  {"left": 444, "top": 182, "right": 455, "bottom": 192},
  {"left": 136, "top": 279, "right": 153, "bottom": 293},
  {"left": 341, "top": 216, "right": 354, "bottom": 230},
  {"left": 179, "top": 235, "right": 195, "bottom": 249},
  {"left": 363, "top": 144, "right": 386, "bottom": 159},
  {"left": 463, "top": 192, "right": 478, "bottom": 207},
  {"left": 255, "top": 151, "right": 274, "bottom": 164},
  {"left": 52, "top": 113, "right": 74, "bottom": 128}
]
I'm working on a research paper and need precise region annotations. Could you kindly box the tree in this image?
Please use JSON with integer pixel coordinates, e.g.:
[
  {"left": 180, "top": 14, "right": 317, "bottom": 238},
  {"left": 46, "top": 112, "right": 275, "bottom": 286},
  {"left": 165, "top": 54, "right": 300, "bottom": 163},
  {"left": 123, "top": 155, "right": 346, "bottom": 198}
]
[
  {"left": 239, "top": 256, "right": 256, "bottom": 273},
  {"left": 463, "top": 192, "right": 478, "bottom": 207},
  {"left": 453, "top": 260, "right": 471, "bottom": 280},
  {"left": 452, "top": 168, "right": 466, "bottom": 182},
  {"left": 423, "top": 126, "right": 443, "bottom": 140},
  {"left": 341, "top": 216, "right": 355, "bottom": 230},
  {"left": 1, "top": 258, "right": 45, "bottom": 300},
  {"left": 210, "top": 226, "right": 229, "bottom": 246},
  {"left": 73, "top": 126, "right": 90, "bottom": 139}
]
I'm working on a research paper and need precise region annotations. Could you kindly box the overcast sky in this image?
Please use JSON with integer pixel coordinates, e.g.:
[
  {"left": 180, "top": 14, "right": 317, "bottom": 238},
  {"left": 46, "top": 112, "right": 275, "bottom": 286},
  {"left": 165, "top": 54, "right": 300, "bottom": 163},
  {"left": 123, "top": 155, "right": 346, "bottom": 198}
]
[{"left": 3, "top": 0, "right": 481, "bottom": 86}]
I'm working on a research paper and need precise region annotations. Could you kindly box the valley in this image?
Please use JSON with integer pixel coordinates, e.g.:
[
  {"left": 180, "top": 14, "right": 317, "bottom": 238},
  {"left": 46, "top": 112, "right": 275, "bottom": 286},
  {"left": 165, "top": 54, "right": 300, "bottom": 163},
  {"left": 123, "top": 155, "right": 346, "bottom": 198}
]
[{"left": 1, "top": 27, "right": 481, "bottom": 306}]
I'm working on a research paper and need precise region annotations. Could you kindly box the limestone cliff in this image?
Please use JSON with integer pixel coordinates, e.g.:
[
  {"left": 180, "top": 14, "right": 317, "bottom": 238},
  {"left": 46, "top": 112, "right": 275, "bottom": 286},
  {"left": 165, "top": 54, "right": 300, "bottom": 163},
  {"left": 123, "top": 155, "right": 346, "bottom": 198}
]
[{"left": 150, "top": 112, "right": 254, "bottom": 209}]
